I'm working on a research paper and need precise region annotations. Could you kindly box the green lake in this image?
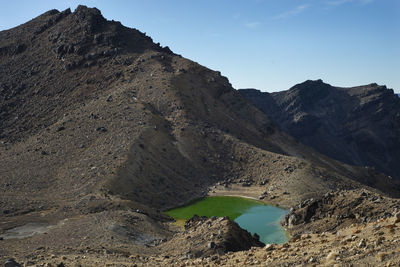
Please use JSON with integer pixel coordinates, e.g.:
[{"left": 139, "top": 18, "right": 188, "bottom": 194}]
[{"left": 165, "top": 196, "right": 289, "bottom": 244}]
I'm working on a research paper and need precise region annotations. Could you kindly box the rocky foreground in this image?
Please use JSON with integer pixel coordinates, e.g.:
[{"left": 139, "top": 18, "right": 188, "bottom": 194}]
[
  {"left": 3, "top": 189, "right": 400, "bottom": 266},
  {"left": 3, "top": 207, "right": 400, "bottom": 266}
]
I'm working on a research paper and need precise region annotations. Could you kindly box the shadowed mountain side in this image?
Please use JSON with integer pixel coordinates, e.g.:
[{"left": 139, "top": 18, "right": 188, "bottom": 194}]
[{"left": 239, "top": 80, "right": 400, "bottom": 181}]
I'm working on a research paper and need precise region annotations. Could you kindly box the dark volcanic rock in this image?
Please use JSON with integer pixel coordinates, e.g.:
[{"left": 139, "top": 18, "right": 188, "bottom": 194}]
[
  {"left": 4, "top": 258, "right": 21, "bottom": 267},
  {"left": 240, "top": 80, "right": 400, "bottom": 180},
  {"left": 173, "top": 215, "right": 264, "bottom": 257}
]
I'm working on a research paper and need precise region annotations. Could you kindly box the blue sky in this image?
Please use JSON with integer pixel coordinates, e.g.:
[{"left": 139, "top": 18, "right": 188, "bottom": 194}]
[{"left": 0, "top": 0, "right": 399, "bottom": 92}]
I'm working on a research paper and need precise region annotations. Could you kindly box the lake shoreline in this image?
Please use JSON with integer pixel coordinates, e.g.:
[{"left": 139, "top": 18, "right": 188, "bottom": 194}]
[
  {"left": 165, "top": 195, "right": 289, "bottom": 244},
  {"left": 208, "top": 184, "right": 291, "bottom": 209}
]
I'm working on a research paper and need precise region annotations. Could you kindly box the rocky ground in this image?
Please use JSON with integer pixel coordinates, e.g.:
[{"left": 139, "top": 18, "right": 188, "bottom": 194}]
[
  {"left": 2, "top": 189, "right": 400, "bottom": 266},
  {"left": 283, "top": 189, "right": 400, "bottom": 236}
]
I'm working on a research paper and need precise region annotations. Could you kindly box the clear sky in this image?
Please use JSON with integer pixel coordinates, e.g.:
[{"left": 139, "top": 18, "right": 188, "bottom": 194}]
[{"left": 0, "top": 0, "right": 399, "bottom": 92}]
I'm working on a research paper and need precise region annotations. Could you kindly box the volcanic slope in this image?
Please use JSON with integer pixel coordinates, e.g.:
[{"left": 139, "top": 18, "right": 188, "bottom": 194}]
[
  {"left": 239, "top": 80, "right": 400, "bottom": 181},
  {"left": 1, "top": 6, "right": 400, "bottom": 262}
]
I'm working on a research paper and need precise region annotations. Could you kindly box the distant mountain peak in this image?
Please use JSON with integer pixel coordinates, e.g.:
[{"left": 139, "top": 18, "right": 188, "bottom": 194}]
[
  {"left": 239, "top": 80, "right": 400, "bottom": 181},
  {"left": 289, "top": 79, "right": 332, "bottom": 91}
]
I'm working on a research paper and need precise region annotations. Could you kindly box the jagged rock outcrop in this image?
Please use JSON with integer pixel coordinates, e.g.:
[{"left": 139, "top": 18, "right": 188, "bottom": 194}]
[
  {"left": 282, "top": 189, "right": 400, "bottom": 235},
  {"left": 160, "top": 215, "right": 264, "bottom": 258},
  {"left": 240, "top": 80, "right": 400, "bottom": 180}
]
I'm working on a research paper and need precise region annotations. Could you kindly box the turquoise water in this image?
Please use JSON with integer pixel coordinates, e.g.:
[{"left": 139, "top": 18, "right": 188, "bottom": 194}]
[
  {"left": 235, "top": 205, "right": 288, "bottom": 244},
  {"left": 166, "top": 196, "right": 288, "bottom": 244}
]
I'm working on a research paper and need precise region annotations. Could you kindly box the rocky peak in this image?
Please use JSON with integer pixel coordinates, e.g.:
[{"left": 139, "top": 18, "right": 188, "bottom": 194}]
[
  {"left": 72, "top": 5, "right": 106, "bottom": 33},
  {"left": 74, "top": 5, "right": 102, "bottom": 20},
  {"left": 286, "top": 79, "right": 333, "bottom": 107},
  {"left": 290, "top": 79, "right": 327, "bottom": 90},
  {"left": 40, "top": 5, "right": 169, "bottom": 70},
  {"left": 0, "top": 6, "right": 171, "bottom": 143},
  {"left": 288, "top": 79, "right": 333, "bottom": 94}
]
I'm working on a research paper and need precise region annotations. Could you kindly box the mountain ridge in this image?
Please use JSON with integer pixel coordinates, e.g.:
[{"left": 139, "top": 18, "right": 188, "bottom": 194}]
[{"left": 239, "top": 79, "right": 400, "bottom": 181}]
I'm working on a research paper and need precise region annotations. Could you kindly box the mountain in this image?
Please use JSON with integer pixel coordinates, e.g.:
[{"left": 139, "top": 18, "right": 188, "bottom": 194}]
[
  {"left": 239, "top": 80, "right": 400, "bottom": 180},
  {"left": 1, "top": 6, "right": 400, "bottom": 264}
]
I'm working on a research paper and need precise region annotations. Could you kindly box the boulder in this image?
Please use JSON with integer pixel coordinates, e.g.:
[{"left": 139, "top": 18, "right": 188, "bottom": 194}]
[{"left": 4, "top": 259, "right": 21, "bottom": 267}]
